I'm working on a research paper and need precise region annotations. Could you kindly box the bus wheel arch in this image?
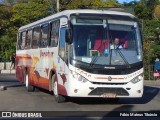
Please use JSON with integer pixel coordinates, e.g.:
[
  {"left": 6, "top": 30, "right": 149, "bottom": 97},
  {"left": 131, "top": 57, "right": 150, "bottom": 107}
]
[
  {"left": 49, "top": 70, "right": 56, "bottom": 91},
  {"left": 50, "top": 71, "right": 66, "bottom": 103}
]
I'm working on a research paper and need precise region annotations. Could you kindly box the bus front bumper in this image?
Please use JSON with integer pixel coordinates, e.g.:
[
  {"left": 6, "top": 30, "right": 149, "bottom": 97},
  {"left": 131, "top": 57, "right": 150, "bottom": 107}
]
[{"left": 66, "top": 79, "right": 143, "bottom": 98}]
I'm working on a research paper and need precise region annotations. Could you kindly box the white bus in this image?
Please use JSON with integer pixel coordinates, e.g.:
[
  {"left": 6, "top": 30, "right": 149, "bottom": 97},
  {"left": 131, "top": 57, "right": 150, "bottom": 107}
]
[{"left": 16, "top": 9, "right": 143, "bottom": 102}]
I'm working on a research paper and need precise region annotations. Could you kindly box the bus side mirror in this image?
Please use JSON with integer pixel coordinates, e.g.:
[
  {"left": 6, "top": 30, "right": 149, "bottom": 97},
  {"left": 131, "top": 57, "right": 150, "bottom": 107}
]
[{"left": 65, "top": 29, "right": 72, "bottom": 44}]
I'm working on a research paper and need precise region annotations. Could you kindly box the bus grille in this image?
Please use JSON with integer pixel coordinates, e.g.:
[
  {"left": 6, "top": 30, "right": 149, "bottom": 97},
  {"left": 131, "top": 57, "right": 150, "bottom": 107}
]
[
  {"left": 91, "top": 82, "right": 127, "bottom": 85},
  {"left": 88, "top": 87, "right": 129, "bottom": 96}
]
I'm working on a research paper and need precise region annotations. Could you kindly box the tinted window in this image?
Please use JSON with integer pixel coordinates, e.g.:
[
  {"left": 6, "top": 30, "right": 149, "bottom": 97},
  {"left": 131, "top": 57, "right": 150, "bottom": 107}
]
[
  {"left": 59, "top": 27, "right": 66, "bottom": 59},
  {"left": 25, "top": 30, "right": 32, "bottom": 49},
  {"left": 32, "top": 26, "right": 40, "bottom": 49},
  {"left": 49, "top": 20, "right": 60, "bottom": 47},
  {"left": 17, "top": 32, "right": 22, "bottom": 50},
  {"left": 40, "top": 24, "right": 49, "bottom": 48},
  {"left": 21, "top": 32, "right": 26, "bottom": 50}
]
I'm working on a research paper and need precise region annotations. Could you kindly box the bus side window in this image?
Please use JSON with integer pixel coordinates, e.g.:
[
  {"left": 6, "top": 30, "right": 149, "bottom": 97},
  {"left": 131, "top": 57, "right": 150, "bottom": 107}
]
[
  {"left": 49, "top": 20, "right": 60, "bottom": 47},
  {"left": 32, "top": 26, "right": 40, "bottom": 49},
  {"left": 21, "top": 31, "right": 26, "bottom": 50},
  {"left": 17, "top": 32, "right": 22, "bottom": 50},
  {"left": 59, "top": 27, "right": 66, "bottom": 60},
  {"left": 40, "top": 24, "right": 49, "bottom": 48},
  {"left": 25, "top": 30, "right": 32, "bottom": 49}
]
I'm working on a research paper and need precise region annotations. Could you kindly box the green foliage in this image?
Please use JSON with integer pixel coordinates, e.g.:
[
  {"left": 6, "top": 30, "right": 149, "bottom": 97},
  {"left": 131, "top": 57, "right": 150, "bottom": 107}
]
[
  {"left": 143, "top": 41, "right": 160, "bottom": 65},
  {"left": 66, "top": 0, "right": 119, "bottom": 9},
  {"left": 135, "top": 0, "right": 160, "bottom": 20},
  {"left": 143, "top": 19, "right": 160, "bottom": 40},
  {"left": 131, "top": 0, "right": 160, "bottom": 67},
  {"left": 0, "top": 35, "right": 15, "bottom": 61},
  {"left": 135, "top": 4, "right": 151, "bottom": 19},
  {"left": 11, "top": 0, "right": 50, "bottom": 26},
  {"left": 154, "top": 4, "right": 160, "bottom": 19},
  {"left": 0, "top": 5, "right": 12, "bottom": 35},
  {"left": 0, "top": 0, "right": 51, "bottom": 62},
  {"left": 91, "top": 0, "right": 119, "bottom": 8},
  {"left": 151, "top": 43, "right": 160, "bottom": 59},
  {"left": 142, "top": 19, "right": 160, "bottom": 67}
]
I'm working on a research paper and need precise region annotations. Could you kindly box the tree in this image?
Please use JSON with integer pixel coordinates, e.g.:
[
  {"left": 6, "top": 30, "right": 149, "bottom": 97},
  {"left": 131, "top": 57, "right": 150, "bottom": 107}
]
[
  {"left": 0, "top": 0, "right": 52, "bottom": 61},
  {"left": 66, "top": 0, "right": 119, "bottom": 9},
  {"left": 154, "top": 4, "right": 160, "bottom": 19},
  {"left": 0, "top": 4, "right": 12, "bottom": 34},
  {"left": 134, "top": 1, "right": 151, "bottom": 19},
  {"left": 11, "top": 0, "right": 50, "bottom": 26},
  {"left": 135, "top": 0, "right": 159, "bottom": 20},
  {"left": 0, "top": 35, "right": 15, "bottom": 61},
  {"left": 59, "top": 0, "right": 73, "bottom": 11},
  {"left": 143, "top": 19, "right": 160, "bottom": 42},
  {"left": 0, "top": 1, "right": 14, "bottom": 61},
  {"left": 46, "top": 0, "right": 57, "bottom": 13}
]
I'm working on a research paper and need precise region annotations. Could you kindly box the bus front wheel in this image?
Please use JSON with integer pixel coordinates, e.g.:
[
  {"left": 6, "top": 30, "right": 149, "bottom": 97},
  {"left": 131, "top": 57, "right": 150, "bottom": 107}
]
[{"left": 52, "top": 75, "right": 66, "bottom": 103}]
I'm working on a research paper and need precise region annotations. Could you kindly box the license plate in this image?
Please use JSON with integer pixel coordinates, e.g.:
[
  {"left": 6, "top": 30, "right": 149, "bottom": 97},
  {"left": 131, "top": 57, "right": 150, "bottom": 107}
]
[{"left": 102, "top": 93, "right": 116, "bottom": 98}]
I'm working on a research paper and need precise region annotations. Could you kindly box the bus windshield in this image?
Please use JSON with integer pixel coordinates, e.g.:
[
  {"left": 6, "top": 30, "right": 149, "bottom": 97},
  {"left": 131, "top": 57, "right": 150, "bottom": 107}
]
[{"left": 70, "top": 18, "right": 142, "bottom": 66}]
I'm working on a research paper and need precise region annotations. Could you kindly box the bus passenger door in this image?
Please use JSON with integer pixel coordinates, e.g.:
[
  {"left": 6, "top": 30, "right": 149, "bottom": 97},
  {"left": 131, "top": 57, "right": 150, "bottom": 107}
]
[{"left": 58, "top": 27, "right": 67, "bottom": 76}]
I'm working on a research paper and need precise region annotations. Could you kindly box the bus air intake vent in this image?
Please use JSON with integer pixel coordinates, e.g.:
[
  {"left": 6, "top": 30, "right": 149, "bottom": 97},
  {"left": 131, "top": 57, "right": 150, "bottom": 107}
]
[
  {"left": 88, "top": 87, "right": 129, "bottom": 96},
  {"left": 91, "top": 82, "right": 127, "bottom": 85}
]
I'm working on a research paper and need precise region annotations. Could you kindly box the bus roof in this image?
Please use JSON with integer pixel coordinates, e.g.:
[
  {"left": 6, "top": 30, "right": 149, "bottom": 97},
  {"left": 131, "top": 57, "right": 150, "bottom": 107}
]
[{"left": 18, "top": 9, "right": 135, "bottom": 31}]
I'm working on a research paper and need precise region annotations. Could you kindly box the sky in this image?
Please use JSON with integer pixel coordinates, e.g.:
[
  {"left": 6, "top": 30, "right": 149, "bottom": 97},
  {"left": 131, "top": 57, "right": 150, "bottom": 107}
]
[{"left": 117, "top": 0, "right": 140, "bottom": 3}]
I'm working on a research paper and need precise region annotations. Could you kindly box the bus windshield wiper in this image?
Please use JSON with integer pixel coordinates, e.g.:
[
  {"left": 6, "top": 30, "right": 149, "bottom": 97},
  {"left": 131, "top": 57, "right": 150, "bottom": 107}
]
[
  {"left": 89, "top": 56, "right": 98, "bottom": 68},
  {"left": 115, "top": 48, "right": 129, "bottom": 65}
]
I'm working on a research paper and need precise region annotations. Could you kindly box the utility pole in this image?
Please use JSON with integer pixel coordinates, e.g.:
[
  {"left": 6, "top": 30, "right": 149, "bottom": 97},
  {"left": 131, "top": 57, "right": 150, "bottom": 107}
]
[{"left": 57, "top": 0, "right": 59, "bottom": 12}]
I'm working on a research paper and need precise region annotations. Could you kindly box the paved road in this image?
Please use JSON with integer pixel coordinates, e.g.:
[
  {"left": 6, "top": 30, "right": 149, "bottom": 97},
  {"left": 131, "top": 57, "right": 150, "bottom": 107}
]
[{"left": 0, "top": 74, "right": 160, "bottom": 119}]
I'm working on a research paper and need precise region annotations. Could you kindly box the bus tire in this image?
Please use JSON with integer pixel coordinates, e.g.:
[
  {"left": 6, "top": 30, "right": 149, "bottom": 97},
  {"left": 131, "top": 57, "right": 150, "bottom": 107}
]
[
  {"left": 52, "top": 75, "right": 66, "bottom": 103},
  {"left": 25, "top": 71, "right": 35, "bottom": 92}
]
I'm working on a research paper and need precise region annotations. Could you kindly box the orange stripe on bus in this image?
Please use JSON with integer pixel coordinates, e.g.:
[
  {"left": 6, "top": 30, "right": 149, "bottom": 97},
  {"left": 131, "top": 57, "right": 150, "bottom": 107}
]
[{"left": 95, "top": 77, "right": 124, "bottom": 80}]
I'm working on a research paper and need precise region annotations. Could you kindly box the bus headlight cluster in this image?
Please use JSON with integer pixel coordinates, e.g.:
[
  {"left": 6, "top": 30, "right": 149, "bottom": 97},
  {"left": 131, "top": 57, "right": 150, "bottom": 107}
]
[
  {"left": 78, "top": 75, "right": 88, "bottom": 83},
  {"left": 130, "top": 74, "right": 143, "bottom": 84},
  {"left": 71, "top": 71, "right": 78, "bottom": 79}
]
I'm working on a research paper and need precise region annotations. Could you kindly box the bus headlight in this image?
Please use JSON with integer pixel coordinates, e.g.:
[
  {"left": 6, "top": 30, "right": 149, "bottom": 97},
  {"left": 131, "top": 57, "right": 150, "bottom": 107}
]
[
  {"left": 78, "top": 75, "right": 88, "bottom": 83},
  {"left": 130, "top": 74, "right": 143, "bottom": 84},
  {"left": 71, "top": 71, "right": 78, "bottom": 79}
]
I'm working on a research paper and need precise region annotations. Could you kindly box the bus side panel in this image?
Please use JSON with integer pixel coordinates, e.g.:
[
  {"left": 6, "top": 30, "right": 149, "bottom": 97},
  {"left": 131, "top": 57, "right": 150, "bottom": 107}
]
[
  {"left": 57, "top": 73, "right": 68, "bottom": 96},
  {"left": 16, "top": 52, "right": 32, "bottom": 83},
  {"left": 26, "top": 48, "right": 59, "bottom": 91},
  {"left": 16, "top": 55, "right": 24, "bottom": 83},
  {"left": 29, "top": 71, "right": 49, "bottom": 90},
  {"left": 25, "top": 49, "right": 50, "bottom": 90},
  {"left": 16, "top": 52, "right": 50, "bottom": 90}
]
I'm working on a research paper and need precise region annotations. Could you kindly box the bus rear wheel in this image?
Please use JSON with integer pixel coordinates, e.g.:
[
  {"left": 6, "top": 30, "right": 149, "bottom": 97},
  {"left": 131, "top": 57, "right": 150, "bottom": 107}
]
[
  {"left": 52, "top": 75, "right": 66, "bottom": 103},
  {"left": 24, "top": 71, "right": 35, "bottom": 92}
]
